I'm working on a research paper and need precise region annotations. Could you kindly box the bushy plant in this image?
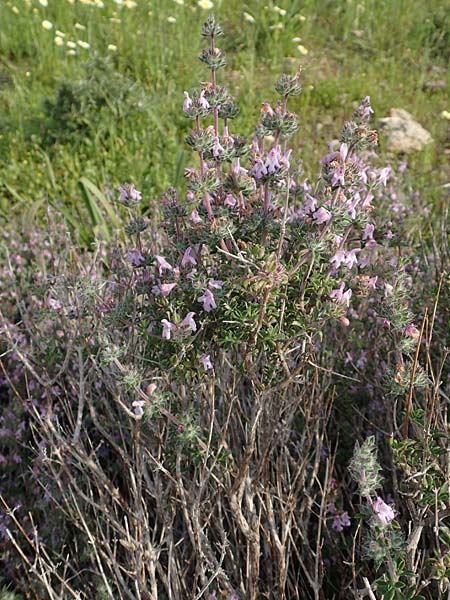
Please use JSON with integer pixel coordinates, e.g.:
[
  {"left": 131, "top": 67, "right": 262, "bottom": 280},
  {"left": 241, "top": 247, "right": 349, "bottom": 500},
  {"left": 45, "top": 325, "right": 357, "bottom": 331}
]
[{"left": 1, "top": 15, "right": 448, "bottom": 600}]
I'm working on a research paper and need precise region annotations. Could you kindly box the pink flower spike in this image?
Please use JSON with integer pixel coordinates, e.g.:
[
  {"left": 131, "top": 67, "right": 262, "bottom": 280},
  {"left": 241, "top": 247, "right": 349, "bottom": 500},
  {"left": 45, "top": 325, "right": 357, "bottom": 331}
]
[
  {"left": 155, "top": 255, "right": 173, "bottom": 275},
  {"left": 181, "top": 312, "right": 197, "bottom": 332},
  {"left": 197, "top": 289, "right": 216, "bottom": 312},
  {"left": 161, "top": 319, "right": 176, "bottom": 340},
  {"left": 200, "top": 354, "right": 213, "bottom": 371},
  {"left": 181, "top": 246, "right": 197, "bottom": 268},
  {"left": 370, "top": 497, "right": 395, "bottom": 526}
]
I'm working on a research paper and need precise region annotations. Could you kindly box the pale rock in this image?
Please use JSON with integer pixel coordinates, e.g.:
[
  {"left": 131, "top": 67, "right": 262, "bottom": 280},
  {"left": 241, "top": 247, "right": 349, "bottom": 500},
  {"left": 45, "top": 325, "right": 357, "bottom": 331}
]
[{"left": 378, "top": 108, "right": 433, "bottom": 153}]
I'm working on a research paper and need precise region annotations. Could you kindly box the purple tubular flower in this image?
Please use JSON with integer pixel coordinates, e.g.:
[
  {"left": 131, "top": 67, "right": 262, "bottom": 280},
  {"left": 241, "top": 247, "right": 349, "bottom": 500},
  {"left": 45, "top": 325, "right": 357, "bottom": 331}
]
[
  {"left": 183, "top": 91, "right": 192, "bottom": 111},
  {"left": 159, "top": 283, "right": 177, "bottom": 297},
  {"left": 331, "top": 165, "right": 346, "bottom": 187},
  {"left": 378, "top": 166, "right": 391, "bottom": 187},
  {"left": 329, "top": 282, "right": 352, "bottom": 307},
  {"left": 357, "top": 96, "right": 374, "bottom": 120},
  {"left": 181, "top": 312, "right": 197, "bottom": 332},
  {"left": 118, "top": 183, "right": 142, "bottom": 206},
  {"left": 197, "top": 289, "right": 216, "bottom": 312},
  {"left": 198, "top": 90, "right": 210, "bottom": 110},
  {"left": 404, "top": 323, "right": 420, "bottom": 339},
  {"left": 250, "top": 158, "right": 267, "bottom": 180},
  {"left": 181, "top": 246, "right": 197, "bottom": 268},
  {"left": 302, "top": 193, "right": 318, "bottom": 215},
  {"left": 265, "top": 145, "right": 282, "bottom": 173},
  {"left": 208, "top": 279, "right": 223, "bottom": 290},
  {"left": 155, "top": 255, "right": 173, "bottom": 275},
  {"left": 161, "top": 319, "right": 176, "bottom": 340},
  {"left": 332, "top": 511, "right": 351, "bottom": 532},
  {"left": 330, "top": 250, "right": 346, "bottom": 270},
  {"left": 313, "top": 207, "right": 332, "bottom": 225},
  {"left": 212, "top": 137, "right": 224, "bottom": 158},
  {"left": 280, "top": 149, "right": 292, "bottom": 169},
  {"left": 224, "top": 194, "right": 237, "bottom": 208},
  {"left": 200, "top": 354, "right": 213, "bottom": 371},
  {"left": 368, "top": 276, "right": 378, "bottom": 289},
  {"left": 342, "top": 248, "right": 360, "bottom": 269},
  {"left": 127, "top": 249, "right": 145, "bottom": 267},
  {"left": 370, "top": 497, "right": 395, "bottom": 526},
  {"left": 189, "top": 209, "right": 202, "bottom": 224},
  {"left": 362, "top": 223, "right": 375, "bottom": 240}
]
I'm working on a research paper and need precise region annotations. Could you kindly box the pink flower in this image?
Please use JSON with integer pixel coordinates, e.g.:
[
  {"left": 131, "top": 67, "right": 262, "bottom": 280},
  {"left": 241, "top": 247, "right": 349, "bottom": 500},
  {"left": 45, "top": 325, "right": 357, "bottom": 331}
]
[
  {"left": 189, "top": 208, "right": 202, "bottom": 224},
  {"left": 159, "top": 283, "right": 177, "bottom": 297},
  {"left": 200, "top": 354, "right": 213, "bottom": 371},
  {"left": 161, "top": 319, "right": 176, "bottom": 340},
  {"left": 280, "top": 148, "right": 292, "bottom": 169},
  {"left": 224, "top": 194, "right": 237, "bottom": 208},
  {"left": 368, "top": 276, "right": 378, "bottom": 290},
  {"left": 265, "top": 145, "right": 282, "bottom": 173},
  {"left": 404, "top": 323, "right": 420, "bottom": 340},
  {"left": 378, "top": 166, "right": 391, "bottom": 187},
  {"left": 339, "top": 142, "right": 349, "bottom": 161},
  {"left": 183, "top": 91, "right": 192, "bottom": 112},
  {"left": 332, "top": 511, "right": 351, "bottom": 532},
  {"left": 342, "top": 248, "right": 360, "bottom": 269},
  {"left": 181, "top": 246, "right": 197, "bottom": 268},
  {"left": 198, "top": 89, "right": 210, "bottom": 110},
  {"left": 370, "top": 497, "right": 395, "bottom": 526},
  {"left": 250, "top": 158, "right": 267, "bottom": 180},
  {"left": 261, "top": 102, "right": 274, "bottom": 116},
  {"left": 47, "top": 297, "right": 62, "bottom": 310},
  {"left": 155, "top": 255, "right": 172, "bottom": 275},
  {"left": 197, "top": 289, "right": 216, "bottom": 312},
  {"left": 208, "top": 279, "right": 223, "bottom": 290},
  {"left": 330, "top": 250, "right": 346, "bottom": 270},
  {"left": 303, "top": 193, "right": 318, "bottom": 214},
  {"left": 313, "top": 207, "right": 332, "bottom": 225},
  {"left": 132, "top": 400, "right": 145, "bottom": 418},
  {"left": 362, "top": 223, "right": 375, "bottom": 240},
  {"left": 212, "top": 137, "right": 224, "bottom": 158},
  {"left": 331, "top": 165, "right": 345, "bottom": 187},
  {"left": 329, "top": 282, "right": 352, "bottom": 307},
  {"left": 181, "top": 312, "right": 197, "bottom": 332}
]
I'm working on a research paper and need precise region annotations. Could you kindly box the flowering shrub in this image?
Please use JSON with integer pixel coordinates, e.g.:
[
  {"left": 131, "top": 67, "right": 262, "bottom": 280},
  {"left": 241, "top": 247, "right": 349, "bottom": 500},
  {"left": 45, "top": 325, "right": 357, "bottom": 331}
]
[{"left": 0, "top": 15, "right": 449, "bottom": 600}]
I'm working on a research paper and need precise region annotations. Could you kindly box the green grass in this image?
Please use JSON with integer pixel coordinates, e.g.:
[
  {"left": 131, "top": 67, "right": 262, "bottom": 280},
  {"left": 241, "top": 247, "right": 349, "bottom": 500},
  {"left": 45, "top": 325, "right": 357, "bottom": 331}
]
[{"left": 0, "top": 0, "right": 448, "bottom": 240}]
